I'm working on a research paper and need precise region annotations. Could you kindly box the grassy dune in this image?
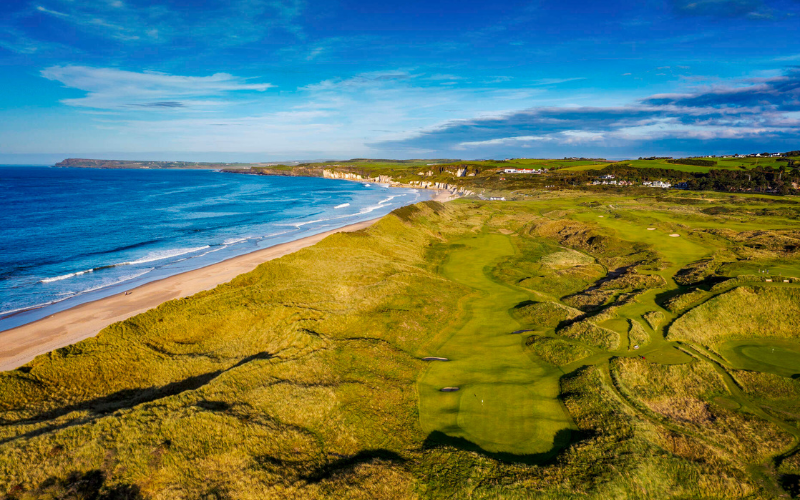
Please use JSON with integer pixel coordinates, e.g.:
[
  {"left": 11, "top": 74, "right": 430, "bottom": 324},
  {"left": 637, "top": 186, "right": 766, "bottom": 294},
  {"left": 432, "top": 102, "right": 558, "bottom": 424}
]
[
  {"left": 668, "top": 287, "right": 800, "bottom": 346},
  {"left": 2, "top": 192, "right": 800, "bottom": 498}
]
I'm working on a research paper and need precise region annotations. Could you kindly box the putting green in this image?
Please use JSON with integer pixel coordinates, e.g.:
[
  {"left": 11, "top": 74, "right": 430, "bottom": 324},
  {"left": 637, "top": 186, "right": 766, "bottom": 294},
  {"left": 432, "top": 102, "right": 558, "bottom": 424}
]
[
  {"left": 720, "top": 339, "right": 800, "bottom": 378},
  {"left": 718, "top": 260, "right": 800, "bottom": 279},
  {"left": 417, "top": 233, "right": 575, "bottom": 456},
  {"left": 642, "top": 345, "right": 693, "bottom": 365}
]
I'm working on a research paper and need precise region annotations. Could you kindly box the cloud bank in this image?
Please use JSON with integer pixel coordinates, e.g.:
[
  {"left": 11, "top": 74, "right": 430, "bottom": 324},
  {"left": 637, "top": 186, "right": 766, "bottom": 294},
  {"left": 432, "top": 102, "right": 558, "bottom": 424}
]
[{"left": 372, "top": 69, "right": 800, "bottom": 156}]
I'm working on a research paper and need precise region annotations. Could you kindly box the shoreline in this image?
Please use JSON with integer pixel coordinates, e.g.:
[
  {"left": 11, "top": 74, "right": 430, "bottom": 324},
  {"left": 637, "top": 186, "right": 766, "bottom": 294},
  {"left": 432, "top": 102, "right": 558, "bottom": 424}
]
[
  {"left": 0, "top": 189, "right": 454, "bottom": 372},
  {"left": 0, "top": 219, "right": 378, "bottom": 372}
]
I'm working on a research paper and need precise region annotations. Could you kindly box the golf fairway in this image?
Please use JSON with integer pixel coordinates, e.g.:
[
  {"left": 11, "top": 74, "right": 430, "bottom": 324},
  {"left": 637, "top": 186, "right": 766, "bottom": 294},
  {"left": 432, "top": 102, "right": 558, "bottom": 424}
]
[{"left": 417, "top": 233, "right": 575, "bottom": 456}]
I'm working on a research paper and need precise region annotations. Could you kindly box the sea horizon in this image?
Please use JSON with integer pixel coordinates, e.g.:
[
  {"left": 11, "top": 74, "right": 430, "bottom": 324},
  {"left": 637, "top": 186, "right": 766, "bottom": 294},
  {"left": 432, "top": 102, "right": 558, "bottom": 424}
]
[{"left": 0, "top": 166, "right": 431, "bottom": 331}]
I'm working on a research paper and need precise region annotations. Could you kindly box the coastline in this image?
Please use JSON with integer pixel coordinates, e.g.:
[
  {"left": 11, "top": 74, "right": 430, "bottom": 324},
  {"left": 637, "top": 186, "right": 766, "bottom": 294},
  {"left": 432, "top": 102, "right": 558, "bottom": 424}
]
[{"left": 0, "top": 189, "right": 454, "bottom": 372}]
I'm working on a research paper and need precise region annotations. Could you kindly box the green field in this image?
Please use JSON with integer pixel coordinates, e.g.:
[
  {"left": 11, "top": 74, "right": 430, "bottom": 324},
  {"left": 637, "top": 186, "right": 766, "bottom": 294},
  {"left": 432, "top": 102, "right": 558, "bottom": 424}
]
[
  {"left": 2, "top": 192, "right": 800, "bottom": 498},
  {"left": 556, "top": 156, "right": 800, "bottom": 174}
]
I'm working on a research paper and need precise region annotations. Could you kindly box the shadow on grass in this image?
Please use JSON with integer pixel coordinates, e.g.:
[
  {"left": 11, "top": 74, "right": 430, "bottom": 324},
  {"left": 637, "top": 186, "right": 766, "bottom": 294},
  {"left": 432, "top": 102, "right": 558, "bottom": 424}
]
[
  {"left": 304, "top": 449, "right": 406, "bottom": 483},
  {"left": 256, "top": 449, "right": 406, "bottom": 485},
  {"left": 653, "top": 286, "right": 688, "bottom": 308},
  {"left": 6, "top": 469, "right": 142, "bottom": 500},
  {"left": 1, "top": 351, "right": 275, "bottom": 445},
  {"left": 780, "top": 474, "right": 800, "bottom": 498},
  {"left": 422, "top": 428, "right": 594, "bottom": 466}
]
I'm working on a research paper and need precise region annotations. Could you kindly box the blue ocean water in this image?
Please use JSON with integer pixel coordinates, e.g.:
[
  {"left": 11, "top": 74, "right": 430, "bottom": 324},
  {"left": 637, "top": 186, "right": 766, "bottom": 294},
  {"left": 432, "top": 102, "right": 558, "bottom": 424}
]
[{"left": 0, "top": 166, "right": 430, "bottom": 330}]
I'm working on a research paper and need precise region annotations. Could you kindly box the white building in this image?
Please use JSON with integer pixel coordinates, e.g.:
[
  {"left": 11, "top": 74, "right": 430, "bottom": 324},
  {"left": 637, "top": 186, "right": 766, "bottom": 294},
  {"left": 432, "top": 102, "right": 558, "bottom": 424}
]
[{"left": 642, "top": 180, "right": 672, "bottom": 188}]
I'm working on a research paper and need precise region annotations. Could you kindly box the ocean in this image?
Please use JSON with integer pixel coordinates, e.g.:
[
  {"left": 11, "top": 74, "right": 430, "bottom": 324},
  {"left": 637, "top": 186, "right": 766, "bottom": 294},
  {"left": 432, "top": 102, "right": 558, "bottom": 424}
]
[{"left": 0, "top": 166, "right": 431, "bottom": 330}]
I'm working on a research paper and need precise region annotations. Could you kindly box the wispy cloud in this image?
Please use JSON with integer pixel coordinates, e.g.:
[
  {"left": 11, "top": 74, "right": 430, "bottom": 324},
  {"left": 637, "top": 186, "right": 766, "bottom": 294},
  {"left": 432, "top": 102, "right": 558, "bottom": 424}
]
[
  {"left": 28, "top": 0, "right": 305, "bottom": 46},
  {"left": 669, "top": 0, "right": 781, "bottom": 19},
  {"left": 532, "top": 77, "right": 586, "bottom": 86},
  {"left": 41, "top": 66, "right": 273, "bottom": 109},
  {"left": 32, "top": 68, "right": 547, "bottom": 155},
  {"left": 35, "top": 5, "right": 69, "bottom": 18}
]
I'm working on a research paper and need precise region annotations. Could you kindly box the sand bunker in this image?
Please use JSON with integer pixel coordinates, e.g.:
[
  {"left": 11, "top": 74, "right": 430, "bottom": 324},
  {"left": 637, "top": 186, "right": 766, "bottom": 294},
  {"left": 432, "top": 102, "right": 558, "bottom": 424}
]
[
  {"left": 422, "top": 357, "right": 449, "bottom": 361},
  {"left": 440, "top": 387, "right": 460, "bottom": 392},
  {"left": 669, "top": 234, "right": 680, "bottom": 237},
  {"left": 647, "top": 228, "right": 656, "bottom": 230}
]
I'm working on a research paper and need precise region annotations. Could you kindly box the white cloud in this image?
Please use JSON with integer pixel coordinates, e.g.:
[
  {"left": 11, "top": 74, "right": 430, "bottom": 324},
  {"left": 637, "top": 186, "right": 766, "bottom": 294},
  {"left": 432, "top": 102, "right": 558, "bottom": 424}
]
[
  {"left": 41, "top": 66, "right": 273, "bottom": 109},
  {"left": 456, "top": 135, "right": 547, "bottom": 148},
  {"left": 532, "top": 77, "right": 586, "bottom": 86},
  {"left": 36, "top": 5, "right": 69, "bottom": 17},
  {"left": 27, "top": 67, "right": 553, "bottom": 155}
]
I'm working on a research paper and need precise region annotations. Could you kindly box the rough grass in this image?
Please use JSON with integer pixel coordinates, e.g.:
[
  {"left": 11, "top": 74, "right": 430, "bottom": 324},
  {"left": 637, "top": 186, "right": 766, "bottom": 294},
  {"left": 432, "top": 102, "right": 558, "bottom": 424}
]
[
  {"left": 643, "top": 311, "right": 665, "bottom": 330},
  {"left": 628, "top": 319, "right": 650, "bottom": 349},
  {"left": 732, "top": 370, "right": 800, "bottom": 425},
  {"left": 612, "top": 357, "right": 794, "bottom": 463},
  {"left": 525, "top": 335, "right": 593, "bottom": 366},
  {"left": 674, "top": 259, "right": 721, "bottom": 285},
  {"left": 512, "top": 301, "right": 581, "bottom": 329},
  {"left": 668, "top": 286, "right": 800, "bottom": 346},
  {"left": 664, "top": 289, "right": 708, "bottom": 312},
  {"left": 557, "top": 320, "right": 620, "bottom": 350}
]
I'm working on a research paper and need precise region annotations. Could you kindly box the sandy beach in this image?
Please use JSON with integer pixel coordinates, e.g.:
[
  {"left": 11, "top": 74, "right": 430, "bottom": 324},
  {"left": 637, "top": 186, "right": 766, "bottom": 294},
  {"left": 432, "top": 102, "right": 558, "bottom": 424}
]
[
  {"left": 0, "top": 190, "right": 454, "bottom": 372},
  {"left": 0, "top": 219, "right": 381, "bottom": 372}
]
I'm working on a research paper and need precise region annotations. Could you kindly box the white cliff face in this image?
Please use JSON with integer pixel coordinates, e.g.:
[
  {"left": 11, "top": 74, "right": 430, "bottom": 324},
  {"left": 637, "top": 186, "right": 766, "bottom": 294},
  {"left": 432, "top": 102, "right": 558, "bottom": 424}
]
[
  {"left": 323, "top": 169, "right": 363, "bottom": 180},
  {"left": 322, "top": 169, "right": 474, "bottom": 197}
]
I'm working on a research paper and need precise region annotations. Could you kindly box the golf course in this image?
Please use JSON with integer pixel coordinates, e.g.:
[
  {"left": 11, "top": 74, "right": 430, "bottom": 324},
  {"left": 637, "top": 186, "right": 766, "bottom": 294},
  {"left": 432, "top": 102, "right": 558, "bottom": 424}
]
[{"left": 1, "top": 191, "right": 800, "bottom": 498}]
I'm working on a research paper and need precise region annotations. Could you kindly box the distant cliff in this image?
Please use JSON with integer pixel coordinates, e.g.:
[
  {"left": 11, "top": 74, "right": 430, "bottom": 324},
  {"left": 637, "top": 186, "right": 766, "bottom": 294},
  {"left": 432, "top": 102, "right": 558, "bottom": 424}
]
[
  {"left": 54, "top": 158, "right": 255, "bottom": 169},
  {"left": 225, "top": 166, "right": 324, "bottom": 177}
]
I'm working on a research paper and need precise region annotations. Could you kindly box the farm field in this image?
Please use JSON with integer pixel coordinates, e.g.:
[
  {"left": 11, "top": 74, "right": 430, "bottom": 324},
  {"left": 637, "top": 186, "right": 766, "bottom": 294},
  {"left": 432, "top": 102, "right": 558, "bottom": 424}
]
[
  {"left": 557, "top": 156, "right": 800, "bottom": 174},
  {"left": 1, "top": 191, "right": 800, "bottom": 498}
]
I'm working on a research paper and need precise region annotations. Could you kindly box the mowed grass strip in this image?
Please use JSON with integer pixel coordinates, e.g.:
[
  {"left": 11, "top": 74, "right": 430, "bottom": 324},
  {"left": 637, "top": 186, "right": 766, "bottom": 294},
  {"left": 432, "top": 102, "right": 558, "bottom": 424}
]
[{"left": 417, "top": 233, "right": 575, "bottom": 456}]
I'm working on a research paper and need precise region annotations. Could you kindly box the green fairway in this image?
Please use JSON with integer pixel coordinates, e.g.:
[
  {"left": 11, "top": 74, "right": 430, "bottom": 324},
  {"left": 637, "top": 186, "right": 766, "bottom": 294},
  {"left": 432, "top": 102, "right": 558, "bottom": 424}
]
[
  {"left": 720, "top": 339, "right": 800, "bottom": 378},
  {"left": 417, "top": 233, "right": 575, "bottom": 456},
  {"left": 572, "top": 208, "right": 713, "bottom": 269}
]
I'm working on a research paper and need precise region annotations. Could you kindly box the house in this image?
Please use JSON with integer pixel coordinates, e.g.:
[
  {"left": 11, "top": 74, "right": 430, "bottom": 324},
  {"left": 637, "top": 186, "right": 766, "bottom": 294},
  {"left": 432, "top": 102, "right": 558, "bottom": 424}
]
[
  {"left": 503, "top": 168, "right": 547, "bottom": 174},
  {"left": 642, "top": 180, "right": 672, "bottom": 188}
]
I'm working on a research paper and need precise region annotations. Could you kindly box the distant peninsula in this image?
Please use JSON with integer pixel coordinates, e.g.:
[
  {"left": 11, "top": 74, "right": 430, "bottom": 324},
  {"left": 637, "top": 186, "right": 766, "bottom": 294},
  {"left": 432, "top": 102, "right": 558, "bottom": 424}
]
[{"left": 54, "top": 158, "right": 259, "bottom": 169}]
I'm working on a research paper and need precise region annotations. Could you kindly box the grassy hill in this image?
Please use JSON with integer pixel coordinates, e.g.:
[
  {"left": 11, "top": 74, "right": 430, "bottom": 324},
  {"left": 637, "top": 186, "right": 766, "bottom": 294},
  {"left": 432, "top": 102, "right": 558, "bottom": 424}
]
[{"left": 2, "top": 192, "right": 800, "bottom": 498}]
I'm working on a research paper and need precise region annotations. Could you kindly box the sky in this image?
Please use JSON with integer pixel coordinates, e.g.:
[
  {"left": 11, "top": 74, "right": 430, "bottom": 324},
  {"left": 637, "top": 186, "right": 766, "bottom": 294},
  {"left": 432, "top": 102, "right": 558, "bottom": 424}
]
[{"left": 1, "top": 0, "right": 800, "bottom": 163}]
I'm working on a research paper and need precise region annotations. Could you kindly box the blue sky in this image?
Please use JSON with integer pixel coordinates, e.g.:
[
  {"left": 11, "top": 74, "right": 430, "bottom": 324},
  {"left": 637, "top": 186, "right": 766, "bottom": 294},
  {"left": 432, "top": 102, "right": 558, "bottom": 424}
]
[{"left": 1, "top": 0, "right": 800, "bottom": 162}]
